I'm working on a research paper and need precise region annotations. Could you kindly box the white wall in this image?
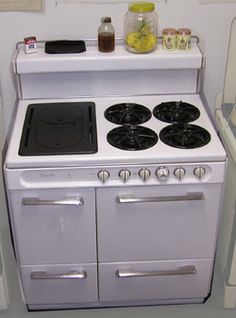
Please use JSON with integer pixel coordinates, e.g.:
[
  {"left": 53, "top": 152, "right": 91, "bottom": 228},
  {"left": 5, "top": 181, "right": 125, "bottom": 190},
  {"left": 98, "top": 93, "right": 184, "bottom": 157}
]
[{"left": 0, "top": 0, "right": 236, "bottom": 131}]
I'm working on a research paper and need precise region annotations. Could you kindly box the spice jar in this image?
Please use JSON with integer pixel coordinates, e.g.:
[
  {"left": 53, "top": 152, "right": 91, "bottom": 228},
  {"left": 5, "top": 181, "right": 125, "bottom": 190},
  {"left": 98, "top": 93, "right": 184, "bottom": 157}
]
[
  {"left": 177, "top": 28, "right": 191, "bottom": 50},
  {"left": 162, "top": 28, "right": 176, "bottom": 51},
  {"left": 124, "top": 2, "right": 158, "bottom": 53},
  {"left": 98, "top": 17, "right": 115, "bottom": 52}
]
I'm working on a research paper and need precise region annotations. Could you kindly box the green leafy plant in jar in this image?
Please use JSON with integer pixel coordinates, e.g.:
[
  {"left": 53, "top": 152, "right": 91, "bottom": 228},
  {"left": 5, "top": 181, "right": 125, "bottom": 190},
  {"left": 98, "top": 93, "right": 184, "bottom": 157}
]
[{"left": 125, "top": 2, "right": 158, "bottom": 53}]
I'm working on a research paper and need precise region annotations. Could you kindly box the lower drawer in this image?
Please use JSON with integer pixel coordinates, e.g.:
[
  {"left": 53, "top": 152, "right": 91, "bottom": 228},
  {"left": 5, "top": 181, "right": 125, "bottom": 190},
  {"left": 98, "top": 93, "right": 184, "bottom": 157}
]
[
  {"left": 20, "top": 263, "right": 98, "bottom": 305},
  {"left": 99, "top": 259, "right": 213, "bottom": 302}
]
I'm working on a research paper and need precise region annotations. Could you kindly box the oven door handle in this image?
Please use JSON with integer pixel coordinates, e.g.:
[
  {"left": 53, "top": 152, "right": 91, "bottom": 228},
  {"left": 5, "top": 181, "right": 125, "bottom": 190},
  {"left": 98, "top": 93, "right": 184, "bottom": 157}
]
[
  {"left": 31, "top": 270, "right": 87, "bottom": 280},
  {"left": 116, "top": 265, "right": 197, "bottom": 278},
  {"left": 117, "top": 192, "right": 205, "bottom": 204},
  {"left": 22, "top": 196, "right": 84, "bottom": 206}
]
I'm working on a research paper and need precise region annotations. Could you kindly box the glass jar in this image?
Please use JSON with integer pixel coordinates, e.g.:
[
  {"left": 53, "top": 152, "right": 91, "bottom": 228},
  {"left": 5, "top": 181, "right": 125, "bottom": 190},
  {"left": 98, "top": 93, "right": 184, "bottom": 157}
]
[
  {"left": 124, "top": 2, "right": 158, "bottom": 53},
  {"left": 98, "top": 17, "right": 115, "bottom": 52},
  {"left": 176, "top": 28, "right": 191, "bottom": 50}
]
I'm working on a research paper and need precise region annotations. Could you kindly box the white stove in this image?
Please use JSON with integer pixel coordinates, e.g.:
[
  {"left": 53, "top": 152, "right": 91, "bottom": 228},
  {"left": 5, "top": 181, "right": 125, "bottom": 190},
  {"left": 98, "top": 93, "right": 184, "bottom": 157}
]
[{"left": 3, "top": 42, "right": 226, "bottom": 310}]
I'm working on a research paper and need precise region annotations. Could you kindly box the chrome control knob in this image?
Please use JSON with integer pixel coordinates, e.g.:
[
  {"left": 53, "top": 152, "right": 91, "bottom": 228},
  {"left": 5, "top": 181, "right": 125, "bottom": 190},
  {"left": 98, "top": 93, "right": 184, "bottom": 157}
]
[
  {"left": 156, "top": 167, "right": 169, "bottom": 180},
  {"left": 139, "top": 168, "right": 151, "bottom": 182},
  {"left": 97, "top": 170, "right": 110, "bottom": 183},
  {"left": 174, "top": 167, "right": 186, "bottom": 180},
  {"left": 193, "top": 166, "right": 206, "bottom": 180},
  {"left": 119, "top": 169, "right": 131, "bottom": 183}
]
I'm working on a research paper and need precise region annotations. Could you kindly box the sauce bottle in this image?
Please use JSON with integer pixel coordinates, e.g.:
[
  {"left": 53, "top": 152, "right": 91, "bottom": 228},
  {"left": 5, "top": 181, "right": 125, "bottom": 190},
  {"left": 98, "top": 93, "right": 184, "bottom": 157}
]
[{"left": 98, "top": 17, "right": 115, "bottom": 52}]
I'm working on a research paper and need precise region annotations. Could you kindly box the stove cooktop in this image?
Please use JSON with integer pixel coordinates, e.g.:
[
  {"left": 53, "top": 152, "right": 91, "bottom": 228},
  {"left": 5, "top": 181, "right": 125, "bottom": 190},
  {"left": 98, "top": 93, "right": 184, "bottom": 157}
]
[{"left": 5, "top": 94, "right": 226, "bottom": 169}]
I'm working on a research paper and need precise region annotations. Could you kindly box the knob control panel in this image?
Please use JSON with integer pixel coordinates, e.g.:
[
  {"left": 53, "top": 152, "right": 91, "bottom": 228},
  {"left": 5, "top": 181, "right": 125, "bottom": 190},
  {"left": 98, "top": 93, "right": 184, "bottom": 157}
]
[
  {"left": 119, "top": 169, "right": 131, "bottom": 182},
  {"left": 156, "top": 167, "right": 169, "bottom": 180},
  {"left": 139, "top": 168, "right": 151, "bottom": 181},
  {"left": 95, "top": 165, "right": 209, "bottom": 185},
  {"left": 174, "top": 167, "right": 186, "bottom": 180},
  {"left": 193, "top": 166, "right": 206, "bottom": 180},
  {"left": 97, "top": 170, "right": 110, "bottom": 183}
]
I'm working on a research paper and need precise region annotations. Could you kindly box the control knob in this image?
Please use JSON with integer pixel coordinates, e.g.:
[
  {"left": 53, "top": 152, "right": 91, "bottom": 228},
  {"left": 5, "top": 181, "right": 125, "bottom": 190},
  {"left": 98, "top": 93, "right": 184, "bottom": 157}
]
[
  {"left": 156, "top": 167, "right": 169, "bottom": 180},
  {"left": 174, "top": 167, "right": 186, "bottom": 180},
  {"left": 139, "top": 168, "right": 151, "bottom": 182},
  {"left": 193, "top": 166, "right": 206, "bottom": 180},
  {"left": 97, "top": 170, "right": 110, "bottom": 183},
  {"left": 119, "top": 169, "right": 131, "bottom": 182}
]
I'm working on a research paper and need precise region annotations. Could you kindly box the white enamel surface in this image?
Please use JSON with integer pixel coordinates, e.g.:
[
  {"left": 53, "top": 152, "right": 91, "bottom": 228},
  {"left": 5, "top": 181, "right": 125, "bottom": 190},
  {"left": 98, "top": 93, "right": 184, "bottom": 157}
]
[
  {"left": 5, "top": 94, "right": 226, "bottom": 169},
  {"left": 19, "top": 70, "right": 199, "bottom": 99},
  {"left": 20, "top": 263, "right": 98, "bottom": 305},
  {"left": 98, "top": 259, "right": 212, "bottom": 302},
  {"left": 15, "top": 43, "right": 202, "bottom": 74},
  {"left": 97, "top": 184, "right": 223, "bottom": 262},
  {"left": 8, "top": 188, "right": 97, "bottom": 265}
]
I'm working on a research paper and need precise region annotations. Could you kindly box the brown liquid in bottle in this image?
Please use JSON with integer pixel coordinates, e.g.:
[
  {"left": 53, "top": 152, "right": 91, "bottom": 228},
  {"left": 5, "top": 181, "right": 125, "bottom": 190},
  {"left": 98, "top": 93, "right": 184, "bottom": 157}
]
[{"left": 98, "top": 32, "right": 115, "bottom": 52}]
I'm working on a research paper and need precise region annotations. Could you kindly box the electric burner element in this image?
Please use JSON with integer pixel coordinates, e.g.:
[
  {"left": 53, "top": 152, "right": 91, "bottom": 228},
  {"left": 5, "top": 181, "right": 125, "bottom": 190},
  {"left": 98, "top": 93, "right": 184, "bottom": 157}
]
[
  {"left": 104, "top": 103, "right": 152, "bottom": 125},
  {"left": 19, "top": 102, "right": 98, "bottom": 155},
  {"left": 107, "top": 125, "right": 158, "bottom": 151},
  {"left": 153, "top": 101, "right": 200, "bottom": 123},
  {"left": 160, "top": 124, "right": 211, "bottom": 149}
]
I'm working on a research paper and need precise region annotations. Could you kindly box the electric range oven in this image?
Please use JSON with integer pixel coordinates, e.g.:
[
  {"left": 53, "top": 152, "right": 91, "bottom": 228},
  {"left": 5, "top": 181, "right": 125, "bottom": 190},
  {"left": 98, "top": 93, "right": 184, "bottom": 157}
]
[{"left": 3, "top": 42, "right": 226, "bottom": 310}]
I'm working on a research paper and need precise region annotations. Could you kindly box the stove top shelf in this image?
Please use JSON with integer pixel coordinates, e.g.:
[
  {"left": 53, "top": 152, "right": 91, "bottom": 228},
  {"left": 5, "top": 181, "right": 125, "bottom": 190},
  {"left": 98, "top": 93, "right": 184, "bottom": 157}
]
[{"left": 14, "top": 42, "right": 203, "bottom": 74}]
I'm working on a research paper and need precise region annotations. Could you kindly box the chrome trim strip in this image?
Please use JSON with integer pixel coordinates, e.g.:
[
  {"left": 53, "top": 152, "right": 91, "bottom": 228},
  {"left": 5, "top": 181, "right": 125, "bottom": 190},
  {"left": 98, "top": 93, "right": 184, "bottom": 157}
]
[
  {"left": 31, "top": 270, "right": 87, "bottom": 280},
  {"left": 22, "top": 196, "right": 84, "bottom": 206},
  {"left": 117, "top": 193, "right": 205, "bottom": 204},
  {"left": 116, "top": 265, "right": 197, "bottom": 278}
]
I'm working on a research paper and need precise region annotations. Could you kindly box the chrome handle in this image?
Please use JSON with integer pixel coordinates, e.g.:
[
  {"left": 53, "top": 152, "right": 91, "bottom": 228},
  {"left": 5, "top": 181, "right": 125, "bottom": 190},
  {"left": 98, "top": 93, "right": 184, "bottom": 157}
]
[
  {"left": 116, "top": 265, "right": 197, "bottom": 278},
  {"left": 22, "top": 196, "right": 84, "bottom": 206},
  {"left": 31, "top": 270, "right": 87, "bottom": 280},
  {"left": 117, "top": 193, "right": 205, "bottom": 204}
]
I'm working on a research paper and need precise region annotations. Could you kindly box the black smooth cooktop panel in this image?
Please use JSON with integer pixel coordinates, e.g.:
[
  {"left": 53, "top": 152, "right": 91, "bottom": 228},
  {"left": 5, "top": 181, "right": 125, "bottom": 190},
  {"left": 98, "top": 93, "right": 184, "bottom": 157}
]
[{"left": 19, "top": 102, "right": 97, "bottom": 156}]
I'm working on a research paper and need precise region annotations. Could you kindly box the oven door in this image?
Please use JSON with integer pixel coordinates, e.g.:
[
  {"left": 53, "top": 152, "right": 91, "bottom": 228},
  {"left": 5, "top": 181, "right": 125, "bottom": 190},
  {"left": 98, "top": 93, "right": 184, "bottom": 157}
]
[
  {"left": 97, "top": 183, "right": 223, "bottom": 262},
  {"left": 8, "top": 188, "right": 97, "bottom": 265}
]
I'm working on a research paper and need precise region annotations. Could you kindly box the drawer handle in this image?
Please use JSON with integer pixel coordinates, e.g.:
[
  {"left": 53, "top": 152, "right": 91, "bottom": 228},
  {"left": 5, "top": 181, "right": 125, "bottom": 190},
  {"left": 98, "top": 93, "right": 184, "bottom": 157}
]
[
  {"left": 22, "top": 196, "right": 84, "bottom": 206},
  {"left": 116, "top": 265, "right": 197, "bottom": 278},
  {"left": 117, "top": 193, "right": 205, "bottom": 204},
  {"left": 31, "top": 270, "right": 87, "bottom": 280}
]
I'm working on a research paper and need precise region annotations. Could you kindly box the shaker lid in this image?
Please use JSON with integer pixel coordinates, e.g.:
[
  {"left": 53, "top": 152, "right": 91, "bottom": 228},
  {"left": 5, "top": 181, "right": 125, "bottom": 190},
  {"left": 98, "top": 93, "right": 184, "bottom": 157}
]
[
  {"left": 177, "top": 28, "right": 191, "bottom": 35},
  {"left": 128, "top": 2, "right": 155, "bottom": 13},
  {"left": 162, "top": 28, "right": 176, "bottom": 35}
]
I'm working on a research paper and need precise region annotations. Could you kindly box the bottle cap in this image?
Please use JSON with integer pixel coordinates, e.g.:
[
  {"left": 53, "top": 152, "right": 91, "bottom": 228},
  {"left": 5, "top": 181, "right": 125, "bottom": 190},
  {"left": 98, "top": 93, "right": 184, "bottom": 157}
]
[
  {"left": 128, "top": 2, "right": 155, "bottom": 13},
  {"left": 101, "top": 17, "right": 112, "bottom": 23}
]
